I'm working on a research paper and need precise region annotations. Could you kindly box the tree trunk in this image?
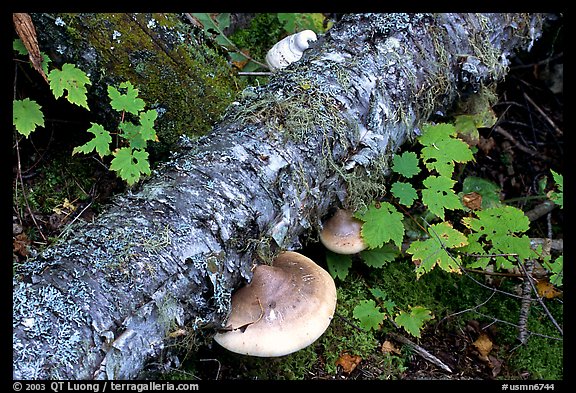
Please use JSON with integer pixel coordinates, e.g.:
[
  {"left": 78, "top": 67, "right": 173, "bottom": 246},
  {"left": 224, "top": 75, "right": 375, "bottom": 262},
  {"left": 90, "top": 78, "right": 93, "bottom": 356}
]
[{"left": 13, "top": 13, "right": 549, "bottom": 380}]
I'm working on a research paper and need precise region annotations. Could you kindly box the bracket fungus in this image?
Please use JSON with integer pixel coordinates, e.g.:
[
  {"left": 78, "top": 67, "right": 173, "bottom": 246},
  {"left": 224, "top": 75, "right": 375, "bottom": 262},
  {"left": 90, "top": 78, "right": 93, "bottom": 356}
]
[
  {"left": 265, "top": 29, "right": 317, "bottom": 71},
  {"left": 213, "top": 251, "right": 337, "bottom": 357},
  {"left": 319, "top": 208, "right": 368, "bottom": 254}
]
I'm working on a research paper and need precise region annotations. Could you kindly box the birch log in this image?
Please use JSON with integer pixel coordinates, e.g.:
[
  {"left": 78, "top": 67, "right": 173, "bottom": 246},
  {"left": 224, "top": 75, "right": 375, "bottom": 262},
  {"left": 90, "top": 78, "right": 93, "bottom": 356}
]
[{"left": 13, "top": 13, "right": 549, "bottom": 380}]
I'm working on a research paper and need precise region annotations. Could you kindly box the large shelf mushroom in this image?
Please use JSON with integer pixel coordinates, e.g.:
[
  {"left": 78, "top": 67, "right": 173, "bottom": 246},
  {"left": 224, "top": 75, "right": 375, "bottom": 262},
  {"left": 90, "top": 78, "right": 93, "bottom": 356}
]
[
  {"left": 319, "top": 208, "right": 368, "bottom": 254},
  {"left": 214, "top": 251, "right": 337, "bottom": 357}
]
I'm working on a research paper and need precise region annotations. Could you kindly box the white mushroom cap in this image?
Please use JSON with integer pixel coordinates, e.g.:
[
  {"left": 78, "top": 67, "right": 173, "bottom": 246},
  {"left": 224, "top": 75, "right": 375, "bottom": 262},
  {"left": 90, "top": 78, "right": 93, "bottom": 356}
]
[
  {"left": 214, "top": 251, "right": 337, "bottom": 357},
  {"left": 319, "top": 208, "right": 368, "bottom": 254}
]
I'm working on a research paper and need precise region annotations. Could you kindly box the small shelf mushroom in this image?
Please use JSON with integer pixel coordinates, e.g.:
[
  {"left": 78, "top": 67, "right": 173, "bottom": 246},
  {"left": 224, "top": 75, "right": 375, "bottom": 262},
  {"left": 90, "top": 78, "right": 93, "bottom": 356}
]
[
  {"left": 319, "top": 208, "right": 368, "bottom": 254},
  {"left": 213, "top": 251, "right": 337, "bottom": 357}
]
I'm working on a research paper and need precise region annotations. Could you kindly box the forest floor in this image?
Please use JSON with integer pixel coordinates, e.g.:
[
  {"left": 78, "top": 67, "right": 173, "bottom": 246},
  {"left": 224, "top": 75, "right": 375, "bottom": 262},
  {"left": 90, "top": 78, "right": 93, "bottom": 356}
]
[{"left": 12, "top": 16, "right": 563, "bottom": 382}]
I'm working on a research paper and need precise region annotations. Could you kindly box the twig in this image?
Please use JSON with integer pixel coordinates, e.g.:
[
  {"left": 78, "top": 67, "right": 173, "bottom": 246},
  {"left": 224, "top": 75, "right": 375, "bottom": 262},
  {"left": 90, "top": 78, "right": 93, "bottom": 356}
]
[
  {"left": 523, "top": 92, "right": 563, "bottom": 136},
  {"left": 524, "top": 200, "right": 557, "bottom": 222},
  {"left": 493, "top": 126, "right": 551, "bottom": 161},
  {"left": 388, "top": 332, "right": 452, "bottom": 373},
  {"left": 516, "top": 259, "right": 534, "bottom": 344}
]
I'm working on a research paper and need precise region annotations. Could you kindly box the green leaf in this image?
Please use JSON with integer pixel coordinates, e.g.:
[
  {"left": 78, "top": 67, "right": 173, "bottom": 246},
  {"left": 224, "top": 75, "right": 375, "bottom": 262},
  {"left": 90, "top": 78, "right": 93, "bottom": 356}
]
[
  {"left": 461, "top": 176, "right": 502, "bottom": 209},
  {"left": 326, "top": 251, "right": 352, "bottom": 281},
  {"left": 419, "top": 123, "right": 474, "bottom": 177},
  {"left": 394, "top": 306, "right": 433, "bottom": 338},
  {"left": 108, "top": 81, "right": 145, "bottom": 115},
  {"left": 72, "top": 123, "right": 112, "bottom": 158},
  {"left": 360, "top": 245, "right": 398, "bottom": 268},
  {"left": 355, "top": 202, "right": 404, "bottom": 250},
  {"left": 391, "top": 181, "right": 418, "bottom": 207},
  {"left": 138, "top": 109, "right": 158, "bottom": 142},
  {"left": 13, "top": 98, "right": 44, "bottom": 137},
  {"left": 392, "top": 151, "right": 421, "bottom": 178},
  {"left": 462, "top": 206, "right": 535, "bottom": 270},
  {"left": 48, "top": 63, "right": 91, "bottom": 109},
  {"left": 369, "top": 287, "right": 388, "bottom": 301},
  {"left": 191, "top": 13, "right": 232, "bottom": 47},
  {"left": 13, "top": 38, "right": 51, "bottom": 75},
  {"left": 547, "top": 255, "right": 563, "bottom": 287},
  {"left": 548, "top": 169, "right": 563, "bottom": 208},
  {"left": 421, "top": 176, "right": 462, "bottom": 220},
  {"left": 406, "top": 222, "right": 468, "bottom": 278},
  {"left": 353, "top": 300, "right": 386, "bottom": 331},
  {"left": 110, "top": 148, "right": 151, "bottom": 186}
]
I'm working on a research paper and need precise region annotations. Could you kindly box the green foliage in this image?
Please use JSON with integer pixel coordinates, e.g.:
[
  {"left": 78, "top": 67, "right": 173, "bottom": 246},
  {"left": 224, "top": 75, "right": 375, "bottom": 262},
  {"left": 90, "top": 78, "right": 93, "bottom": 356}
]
[
  {"left": 326, "top": 250, "right": 353, "bottom": 280},
  {"left": 354, "top": 201, "right": 404, "bottom": 250},
  {"left": 48, "top": 63, "right": 91, "bottom": 109},
  {"left": 72, "top": 123, "right": 112, "bottom": 158},
  {"left": 548, "top": 169, "right": 563, "bottom": 208},
  {"left": 277, "top": 13, "right": 329, "bottom": 34},
  {"left": 353, "top": 300, "right": 386, "bottom": 331},
  {"left": 13, "top": 98, "right": 44, "bottom": 137},
  {"left": 462, "top": 206, "right": 535, "bottom": 270},
  {"left": 394, "top": 306, "right": 433, "bottom": 338},
  {"left": 14, "top": 35, "right": 157, "bottom": 186},
  {"left": 406, "top": 222, "right": 468, "bottom": 278},
  {"left": 419, "top": 123, "right": 474, "bottom": 177},
  {"left": 360, "top": 246, "right": 398, "bottom": 268},
  {"left": 421, "top": 175, "right": 462, "bottom": 219},
  {"left": 390, "top": 181, "right": 418, "bottom": 207},
  {"left": 392, "top": 151, "right": 421, "bottom": 178}
]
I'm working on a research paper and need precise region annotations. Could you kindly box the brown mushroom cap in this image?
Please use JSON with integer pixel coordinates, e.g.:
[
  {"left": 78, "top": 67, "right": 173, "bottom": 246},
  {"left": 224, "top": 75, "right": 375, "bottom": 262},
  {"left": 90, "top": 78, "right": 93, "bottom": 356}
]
[
  {"left": 213, "top": 251, "right": 337, "bottom": 357},
  {"left": 319, "top": 208, "right": 368, "bottom": 254}
]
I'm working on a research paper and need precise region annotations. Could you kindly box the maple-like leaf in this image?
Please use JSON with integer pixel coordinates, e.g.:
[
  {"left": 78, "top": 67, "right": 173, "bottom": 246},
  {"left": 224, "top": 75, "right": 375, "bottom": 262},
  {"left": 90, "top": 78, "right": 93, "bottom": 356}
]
[
  {"left": 13, "top": 98, "right": 44, "bottom": 137},
  {"left": 360, "top": 245, "right": 398, "bottom": 268},
  {"left": 394, "top": 306, "right": 433, "bottom": 338},
  {"left": 392, "top": 151, "right": 421, "bottom": 178},
  {"left": 421, "top": 175, "right": 462, "bottom": 220},
  {"left": 355, "top": 202, "right": 404, "bottom": 250},
  {"left": 391, "top": 181, "right": 418, "bottom": 207},
  {"left": 110, "top": 147, "right": 151, "bottom": 186},
  {"left": 419, "top": 123, "right": 474, "bottom": 177},
  {"left": 72, "top": 123, "right": 111, "bottom": 158},
  {"left": 547, "top": 169, "right": 563, "bottom": 209},
  {"left": 326, "top": 251, "right": 352, "bottom": 280},
  {"left": 108, "top": 81, "right": 145, "bottom": 115},
  {"left": 48, "top": 63, "right": 91, "bottom": 109},
  {"left": 407, "top": 222, "right": 468, "bottom": 278},
  {"left": 353, "top": 300, "right": 386, "bottom": 331}
]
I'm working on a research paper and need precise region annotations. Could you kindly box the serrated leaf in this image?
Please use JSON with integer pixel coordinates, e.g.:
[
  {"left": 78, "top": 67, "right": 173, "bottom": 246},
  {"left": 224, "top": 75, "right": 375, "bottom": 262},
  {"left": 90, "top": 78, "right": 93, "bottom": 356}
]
[
  {"left": 460, "top": 233, "right": 491, "bottom": 269},
  {"left": 326, "top": 251, "right": 352, "bottom": 280},
  {"left": 394, "top": 306, "right": 433, "bottom": 338},
  {"left": 391, "top": 181, "right": 418, "bottom": 207},
  {"left": 547, "top": 255, "right": 563, "bottom": 287},
  {"left": 110, "top": 148, "right": 150, "bottom": 186},
  {"left": 13, "top": 98, "right": 44, "bottom": 137},
  {"left": 14, "top": 38, "right": 51, "bottom": 76},
  {"left": 72, "top": 123, "right": 111, "bottom": 158},
  {"left": 392, "top": 151, "right": 420, "bottom": 178},
  {"left": 407, "top": 222, "right": 467, "bottom": 278},
  {"left": 191, "top": 13, "right": 231, "bottom": 47},
  {"left": 461, "top": 176, "right": 502, "bottom": 209},
  {"left": 48, "top": 63, "right": 91, "bottom": 109},
  {"left": 462, "top": 206, "right": 535, "bottom": 270},
  {"left": 360, "top": 245, "right": 398, "bottom": 268},
  {"left": 421, "top": 176, "right": 462, "bottom": 220},
  {"left": 119, "top": 122, "right": 147, "bottom": 150},
  {"left": 353, "top": 300, "right": 386, "bottom": 331},
  {"left": 548, "top": 169, "right": 563, "bottom": 208},
  {"left": 355, "top": 202, "right": 404, "bottom": 249},
  {"left": 138, "top": 109, "right": 158, "bottom": 142},
  {"left": 369, "top": 287, "right": 388, "bottom": 301},
  {"left": 108, "top": 82, "right": 145, "bottom": 115},
  {"left": 419, "top": 123, "right": 474, "bottom": 177}
]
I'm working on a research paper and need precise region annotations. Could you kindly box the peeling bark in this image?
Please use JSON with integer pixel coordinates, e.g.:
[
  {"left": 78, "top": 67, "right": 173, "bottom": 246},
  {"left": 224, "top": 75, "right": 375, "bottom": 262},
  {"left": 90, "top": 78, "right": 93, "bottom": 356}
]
[{"left": 13, "top": 13, "right": 549, "bottom": 380}]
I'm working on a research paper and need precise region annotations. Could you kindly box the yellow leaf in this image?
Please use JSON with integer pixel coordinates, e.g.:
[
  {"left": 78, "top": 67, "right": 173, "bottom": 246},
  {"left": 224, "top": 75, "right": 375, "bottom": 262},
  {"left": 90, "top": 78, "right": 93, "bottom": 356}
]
[
  {"left": 381, "top": 340, "right": 401, "bottom": 355},
  {"left": 537, "top": 280, "right": 562, "bottom": 299},
  {"left": 473, "top": 333, "right": 493, "bottom": 361}
]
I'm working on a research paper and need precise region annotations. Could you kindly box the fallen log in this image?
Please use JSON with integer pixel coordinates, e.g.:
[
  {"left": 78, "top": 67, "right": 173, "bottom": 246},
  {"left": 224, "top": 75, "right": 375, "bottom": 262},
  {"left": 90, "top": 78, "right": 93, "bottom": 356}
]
[{"left": 13, "top": 13, "right": 550, "bottom": 380}]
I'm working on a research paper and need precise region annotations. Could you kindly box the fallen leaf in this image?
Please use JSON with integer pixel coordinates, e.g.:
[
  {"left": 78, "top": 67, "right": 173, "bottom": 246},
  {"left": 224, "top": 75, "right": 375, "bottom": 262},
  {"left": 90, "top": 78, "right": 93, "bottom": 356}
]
[
  {"left": 462, "top": 192, "right": 483, "bottom": 210},
  {"left": 478, "top": 136, "right": 496, "bottom": 154},
  {"left": 335, "top": 352, "right": 362, "bottom": 374},
  {"left": 13, "top": 233, "right": 30, "bottom": 257},
  {"left": 536, "top": 280, "right": 562, "bottom": 299},
  {"left": 381, "top": 340, "right": 401, "bottom": 355},
  {"left": 473, "top": 333, "right": 493, "bottom": 361}
]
